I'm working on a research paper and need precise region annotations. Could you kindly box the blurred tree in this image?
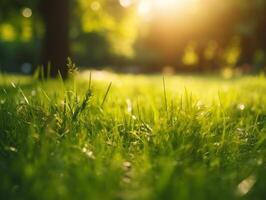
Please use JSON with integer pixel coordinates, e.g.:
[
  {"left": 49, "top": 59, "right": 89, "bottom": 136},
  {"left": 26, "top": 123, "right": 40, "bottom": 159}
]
[
  {"left": 40, "top": 0, "right": 70, "bottom": 78},
  {"left": 237, "top": 0, "right": 266, "bottom": 69},
  {"left": 136, "top": 0, "right": 265, "bottom": 71},
  {"left": 0, "top": 0, "right": 265, "bottom": 73},
  {"left": 0, "top": 0, "right": 69, "bottom": 78},
  {"left": 77, "top": 0, "right": 137, "bottom": 60}
]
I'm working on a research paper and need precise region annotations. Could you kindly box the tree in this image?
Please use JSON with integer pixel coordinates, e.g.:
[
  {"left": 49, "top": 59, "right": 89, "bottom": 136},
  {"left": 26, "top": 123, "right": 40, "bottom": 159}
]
[
  {"left": 40, "top": 0, "right": 70, "bottom": 78},
  {"left": 0, "top": 0, "right": 70, "bottom": 78}
]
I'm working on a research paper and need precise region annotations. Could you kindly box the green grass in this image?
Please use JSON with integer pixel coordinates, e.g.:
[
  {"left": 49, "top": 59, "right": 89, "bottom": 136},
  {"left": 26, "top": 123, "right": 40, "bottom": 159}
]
[{"left": 0, "top": 72, "right": 266, "bottom": 200}]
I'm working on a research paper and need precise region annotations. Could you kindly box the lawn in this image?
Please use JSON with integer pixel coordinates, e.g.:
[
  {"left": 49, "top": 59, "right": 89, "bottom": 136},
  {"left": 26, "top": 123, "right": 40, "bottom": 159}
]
[{"left": 0, "top": 71, "right": 265, "bottom": 200}]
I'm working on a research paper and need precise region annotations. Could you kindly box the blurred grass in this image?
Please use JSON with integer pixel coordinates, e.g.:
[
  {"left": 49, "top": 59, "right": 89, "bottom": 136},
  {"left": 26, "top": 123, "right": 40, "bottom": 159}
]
[{"left": 0, "top": 72, "right": 266, "bottom": 200}]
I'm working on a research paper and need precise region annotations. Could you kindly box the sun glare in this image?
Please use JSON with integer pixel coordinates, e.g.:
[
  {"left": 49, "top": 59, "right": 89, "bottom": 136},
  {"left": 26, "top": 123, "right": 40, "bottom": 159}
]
[
  {"left": 137, "top": 0, "right": 199, "bottom": 18},
  {"left": 154, "top": 0, "right": 186, "bottom": 9},
  {"left": 137, "top": 1, "right": 152, "bottom": 17},
  {"left": 119, "top": 0, "right": 132, "bottom": 8}
]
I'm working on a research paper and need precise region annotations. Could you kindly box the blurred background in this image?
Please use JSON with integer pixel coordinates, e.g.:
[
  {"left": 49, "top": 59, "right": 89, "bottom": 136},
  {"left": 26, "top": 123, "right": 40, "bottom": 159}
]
[{"left": 0, "top": 0, "right": 265, "bottom": 76}]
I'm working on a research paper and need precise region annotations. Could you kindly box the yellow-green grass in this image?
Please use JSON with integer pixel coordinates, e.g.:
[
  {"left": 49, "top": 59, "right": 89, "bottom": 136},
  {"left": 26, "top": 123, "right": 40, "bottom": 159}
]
[{"left": 0, "top": 72, "right": 265, "bottom": 200}]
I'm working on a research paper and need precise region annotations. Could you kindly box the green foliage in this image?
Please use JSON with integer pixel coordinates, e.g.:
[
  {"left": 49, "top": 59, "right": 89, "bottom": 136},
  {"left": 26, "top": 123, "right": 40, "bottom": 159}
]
[
  {"left": 0, "top": 72, "right": 266, "bottom": 199},
  {"left": 0, "top": 0, "right": 36, "bottom": 20},
  {"left": 77, "top": 0, "right": 138, "bottom": 58},
  {"left": 1, "top": 0, "right": 265, "bottom": 70}
]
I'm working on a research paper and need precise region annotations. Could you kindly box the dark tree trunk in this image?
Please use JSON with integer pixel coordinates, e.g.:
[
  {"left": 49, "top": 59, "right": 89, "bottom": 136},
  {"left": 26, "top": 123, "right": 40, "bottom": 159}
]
[
  {"left": 256, "top": 11, "right": 266, "bottom": 52},
  {"left": 239, "top": 36, "right": 255, "bottom": 66},
  {"left": 40, "top": 0, "right": 70, "bottom": 78}
]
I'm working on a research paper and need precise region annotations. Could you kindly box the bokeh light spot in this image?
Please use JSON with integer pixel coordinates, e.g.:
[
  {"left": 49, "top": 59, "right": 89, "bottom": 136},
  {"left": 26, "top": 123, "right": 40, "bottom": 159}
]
[
  {"left": 119, "top": 0, "right": 132, "bottom": 8},
  {"left": 0, "top": 24, "right": 16, "bottom": 41},
  {"left": 91, "top": 1, "right": 101, "bottom": 11},
  {"left": 22, "top": 7, "right": 32, "bottom": 18}
]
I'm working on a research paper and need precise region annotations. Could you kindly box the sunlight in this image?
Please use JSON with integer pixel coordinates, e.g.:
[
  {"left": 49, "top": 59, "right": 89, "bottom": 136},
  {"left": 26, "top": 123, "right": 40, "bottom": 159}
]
[
  {"left": 137, "top": 0, "right": 199, "bottom": 17},
  {"left": 137, "top": 0, "right": 152, "bottom": 17},
  {"left": 119, "top": 0, "right": 133, "bottom": 8},
  {"left": 154, "top": 0, "right": 189, "bottom": 9}
]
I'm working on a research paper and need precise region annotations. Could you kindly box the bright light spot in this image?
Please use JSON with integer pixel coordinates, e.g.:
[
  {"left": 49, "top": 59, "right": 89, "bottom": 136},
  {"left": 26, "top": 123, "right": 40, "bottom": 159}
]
[
  {"left": 119, "top": 0, "right": 132, "bottom": 8},
  {"left": 213, "top": 142, "right": 221, "bottom": 147},
  {"left": 31, "top": 90, "right": 36, "bottom": 96},
  {"left": 132, "top": 115, "right": 137, "bottom": 120},
  {"left": 11, "top": 82, "right": 16, "bottom": 88},
  {"left": 238, "top": 104, "right": 245, "bottom": 111},
  {"left": 0, "top": 24, "right": 16, "bottom": 41},
  {"left": 154, "top": 0, "right": 187, "bottom": 9},
  {"left": 222, "top": 67, "right": 234, "bottom": 79},
  {"left": 22, "top": 7, "right": 32, "bottom": 18},
  {"left": 91, "top": 1, "right": 101, "bottom": 11},
  {"left": 196, "top": 101, "right": 204, "bottom": 109},
  {"left": 82, "top": 146, "right": 95, "bottom": 159},
  {"left": 137, "top": 0, "right": 152, "bottom": 17},
  {"left": 182, "top": 44, "right": 199, "bottom": 66},
  {"left": 21, "top": 63, "right": 32, "bottom": 74},
  {"left": 122, "top": 161, "right": 132, "bottom": 170},
  {"left": 126, "top": 98, "right": 132, "bottom": 113},
  {"left": 137, "top": 0, "right": 200, "bottom": 17},
  {"left": 5, "top": 146, "right": 17, "bottom": 152},
  {"left": 235, "top": 175, "right": 256, "bottom": 197}
]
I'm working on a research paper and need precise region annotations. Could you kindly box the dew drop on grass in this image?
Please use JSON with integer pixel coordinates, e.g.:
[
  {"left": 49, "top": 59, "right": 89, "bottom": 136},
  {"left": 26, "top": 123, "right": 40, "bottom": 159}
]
[
  {"left": 131, "top": 141, "right": 138, "bottom": 146},
  {"left": 82, "top": 147, "right": 95, "bottom": 159},
  {"left": 122, "top": 161, "right": 132, "bottom": 171},
  {"left": 213, "top": 142, "right": 221, "bottom": 147},
  {"left": 235, "top": 175, "right": 256, "bottom": 197},
  {"left": 10, "top": 146, "right": 17, "bottom": 152},
  {"left": 131, "top": 115, "right": 137, "bottom": 120},
  {"left": 31, "top": 90, "right": 36, "bottom": 96},
  {"left": 196, "top": 100, "right": 204, "bottom": 109},
  {"left": 237, "top": 104, "right": 245, "bottom": 111},
  {"left": 106, "top": 140, "right": 113, "bottom": 146},
  {"left": 5, "top": 146, "right": 17, "bottom": 152},
  {"left": 126, "top": 98, "right": 132, "bottom": 113},
  {"left": 11, "top": 82, "right": 16, "bottom": 88}
]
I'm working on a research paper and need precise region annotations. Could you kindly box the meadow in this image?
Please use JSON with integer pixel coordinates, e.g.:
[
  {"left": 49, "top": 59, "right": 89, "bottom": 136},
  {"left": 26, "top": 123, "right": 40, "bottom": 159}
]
[{"left": 0, "top": 71, "right": 265, "bottom": 200}]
